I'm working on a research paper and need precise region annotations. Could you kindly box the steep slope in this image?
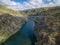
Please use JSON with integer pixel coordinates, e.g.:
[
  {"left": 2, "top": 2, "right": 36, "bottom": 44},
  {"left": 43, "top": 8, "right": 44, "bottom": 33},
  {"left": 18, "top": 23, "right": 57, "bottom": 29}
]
[
  {"left": 34, "top": 16, "right": 60, "bottom": 45},
  {"left": 0, "top": 6, "right": 26, "bottom": 45},
  {"left": 21, "top": 6, "right": 60, "bottom": 45}
]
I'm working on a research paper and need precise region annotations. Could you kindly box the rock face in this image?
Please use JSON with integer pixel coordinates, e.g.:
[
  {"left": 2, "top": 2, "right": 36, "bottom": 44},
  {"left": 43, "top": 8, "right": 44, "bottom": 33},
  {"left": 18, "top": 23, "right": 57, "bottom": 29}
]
[
  {"left": 0, "top": 14, "right": 26, "bottom": 44},
  {"left": 34, "top": 16, "right": 60, "bottom": 45}
]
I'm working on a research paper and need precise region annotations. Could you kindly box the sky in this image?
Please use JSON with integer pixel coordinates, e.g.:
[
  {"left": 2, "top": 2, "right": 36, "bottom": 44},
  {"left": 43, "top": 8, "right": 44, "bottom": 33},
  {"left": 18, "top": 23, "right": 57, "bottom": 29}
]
[
  {"left": 0, "top": 0, "right": 60, "bottom": 10},
  {"left": 12, "top": 0, "right": 28, "bottom": 3}
]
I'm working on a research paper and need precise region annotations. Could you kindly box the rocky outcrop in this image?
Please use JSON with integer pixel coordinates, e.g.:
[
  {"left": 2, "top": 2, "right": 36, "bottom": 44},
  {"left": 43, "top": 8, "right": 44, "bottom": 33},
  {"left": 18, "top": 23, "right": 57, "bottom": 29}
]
[
  {"left": 0, "top": 14, "right": 26, "bottom": 44},
  {"left": 34, "top": 16, "right": 60, "bottom": 45}
]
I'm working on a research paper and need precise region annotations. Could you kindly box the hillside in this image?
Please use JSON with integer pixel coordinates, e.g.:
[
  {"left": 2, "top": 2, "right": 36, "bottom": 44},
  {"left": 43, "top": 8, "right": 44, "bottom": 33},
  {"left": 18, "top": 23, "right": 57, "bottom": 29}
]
[
  {"left": 0, "top": 5, "right": 23, "bottom": 17},
  {"left": 0, "top": 6, "right": 26, "bottom": 45},
  {"left": 0, "top": 5, "right": 60, "bottom": 45},
  {"left": 20, "top": 6, "right": 60, "bottom": 17},
  {"left": 21, "top": 6, "right": 60, "bottom": 45}
]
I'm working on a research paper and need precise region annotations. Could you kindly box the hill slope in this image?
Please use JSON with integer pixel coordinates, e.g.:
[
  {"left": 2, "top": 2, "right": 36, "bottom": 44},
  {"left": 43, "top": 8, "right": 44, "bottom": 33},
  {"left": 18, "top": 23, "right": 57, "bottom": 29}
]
[
  {"left": 21, "top": 6, "right": 60, "bottom": 45},
  {"left": 0, "top": 6, "right": 26, "bottom": 45},
  {"left": 21, "top": 6, "right": 60, "bottom": 17},
  {"left": 0, "top": 5, "right": 23, "bottom": 17}
]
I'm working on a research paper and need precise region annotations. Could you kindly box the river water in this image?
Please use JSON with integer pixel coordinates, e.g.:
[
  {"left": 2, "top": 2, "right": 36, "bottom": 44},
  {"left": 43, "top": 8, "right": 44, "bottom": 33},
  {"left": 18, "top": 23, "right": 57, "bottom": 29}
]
[{"left": 2, "top": 18, "right": 36, "bottom": 45}]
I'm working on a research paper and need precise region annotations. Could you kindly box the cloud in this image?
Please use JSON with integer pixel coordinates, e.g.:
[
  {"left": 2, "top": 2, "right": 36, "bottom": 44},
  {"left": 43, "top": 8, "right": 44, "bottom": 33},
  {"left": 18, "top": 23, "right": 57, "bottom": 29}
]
[{"left": 0, "top": 0, "right": 60, "bottom": 10}]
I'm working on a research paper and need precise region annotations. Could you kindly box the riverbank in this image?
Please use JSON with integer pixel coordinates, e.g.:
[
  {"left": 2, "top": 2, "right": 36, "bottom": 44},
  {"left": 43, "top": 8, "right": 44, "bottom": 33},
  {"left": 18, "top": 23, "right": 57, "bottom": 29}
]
[
  {"left": 1, "top": 18, "right": 36, "bottom": 45},
  {"left": 34, "top": 16, "right": 60, "bottom": 45},
  {"left": 0, "top": 14, "right": 27, "bottom": 45},
  {"left": 1, "top": 22, "right": 27, "bottom": 45}
]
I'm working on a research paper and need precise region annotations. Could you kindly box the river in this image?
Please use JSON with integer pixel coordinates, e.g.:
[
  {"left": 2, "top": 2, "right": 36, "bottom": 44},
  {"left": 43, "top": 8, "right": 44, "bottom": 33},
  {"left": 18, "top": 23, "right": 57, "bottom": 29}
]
[{"left": 2, "top": 18, "right": 36, "bottom": 45}]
